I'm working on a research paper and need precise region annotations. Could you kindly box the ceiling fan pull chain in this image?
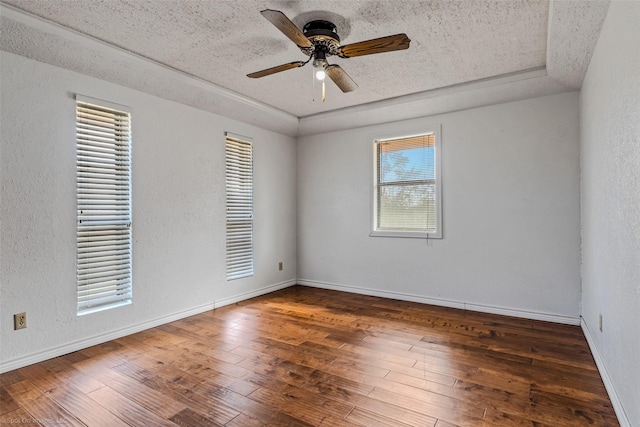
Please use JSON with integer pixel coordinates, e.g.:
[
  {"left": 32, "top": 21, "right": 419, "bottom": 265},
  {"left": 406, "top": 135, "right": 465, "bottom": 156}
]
[{"left": 312, "top": 67, "right": 316, "bottom": 102}]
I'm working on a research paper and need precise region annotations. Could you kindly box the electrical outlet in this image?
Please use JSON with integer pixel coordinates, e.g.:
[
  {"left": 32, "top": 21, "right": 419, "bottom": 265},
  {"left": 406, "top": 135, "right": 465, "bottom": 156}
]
[
  {"left": 599, "top": 314, "right": 603, "bottom": 332},
  {"left": 14, "top": 312, "right": 27, "bottom": 330},
  {"left": 278, "top": 262, "right": 283, "bottom": 271}
]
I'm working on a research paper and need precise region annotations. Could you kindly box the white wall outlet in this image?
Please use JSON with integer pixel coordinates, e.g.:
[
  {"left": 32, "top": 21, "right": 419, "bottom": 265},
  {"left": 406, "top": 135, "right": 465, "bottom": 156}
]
[{"left": 14, "top": 312, "right": 27, "bottom": 330}]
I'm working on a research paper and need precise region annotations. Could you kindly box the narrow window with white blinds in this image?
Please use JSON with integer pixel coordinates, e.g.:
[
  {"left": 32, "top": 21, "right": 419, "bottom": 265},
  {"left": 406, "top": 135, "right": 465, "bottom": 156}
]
[
  {"left": 76, "top": 96, "right": 132, "bottom": 315},
  {"left": 372, "top": 130, "right": 442, "bottom": 239},
  {"left": 225, "top": 133, "right": 254, "bottom": 280}
]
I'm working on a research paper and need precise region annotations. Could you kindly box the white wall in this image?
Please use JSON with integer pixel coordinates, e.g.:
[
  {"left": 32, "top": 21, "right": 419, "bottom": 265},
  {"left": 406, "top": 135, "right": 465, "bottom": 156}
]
[
  {"left": 0, "top": 52, "right": 297, "bottom": 372},
  {"left": 580, "top": 1, "right": 640, "bottom": 425},
  {"left": 297, "top": 92, "right": 581, "bottom": 322}
]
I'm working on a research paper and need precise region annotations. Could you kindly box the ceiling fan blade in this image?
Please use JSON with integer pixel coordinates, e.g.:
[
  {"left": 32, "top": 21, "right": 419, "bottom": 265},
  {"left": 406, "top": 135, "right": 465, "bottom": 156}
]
[
  {"left": 338, "top": 33, "right": 411, "bottom": 58},
  {"left": 247, "top": 61, "right": 306, "bottom": 78},
  {"left": 326, "top": 65, "right": 358, "bottom": 93},
  {"left": 261, "top": 9, "right": 312, "bottom": 48}
]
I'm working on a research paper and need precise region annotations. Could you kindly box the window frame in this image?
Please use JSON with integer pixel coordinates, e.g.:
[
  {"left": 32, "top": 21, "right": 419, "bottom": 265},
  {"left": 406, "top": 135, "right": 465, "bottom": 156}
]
[
  {"left": 370, "top": 125, "right": 443, "bottom": 239},
  {"left": 225, "top": 132, "right": 254, "bottom": 280},
  {"left": 76, "top": 95, "right": 132, "bottom": 315}
]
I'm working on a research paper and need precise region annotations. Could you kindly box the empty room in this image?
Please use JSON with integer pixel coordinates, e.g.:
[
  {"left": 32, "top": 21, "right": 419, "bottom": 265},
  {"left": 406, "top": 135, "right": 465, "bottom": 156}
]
[{"left": 1, "top": 0, "right": 638, "bottom": 426}]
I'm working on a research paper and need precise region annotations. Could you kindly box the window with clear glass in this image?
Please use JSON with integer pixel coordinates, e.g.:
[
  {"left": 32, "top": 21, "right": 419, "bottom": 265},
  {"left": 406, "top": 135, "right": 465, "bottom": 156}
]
[{"left": 372, "top": 130, "right": 442, "bottom": 238}]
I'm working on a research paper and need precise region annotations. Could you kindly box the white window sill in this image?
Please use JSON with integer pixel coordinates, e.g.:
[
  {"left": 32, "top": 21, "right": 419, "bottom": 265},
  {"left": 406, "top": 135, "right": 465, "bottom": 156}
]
[
  {"left": 370, "top": 230, "right": 443, "bottom": 239},
  {"left": 78, "top": 299, "right": 131, "bottom": 316}
]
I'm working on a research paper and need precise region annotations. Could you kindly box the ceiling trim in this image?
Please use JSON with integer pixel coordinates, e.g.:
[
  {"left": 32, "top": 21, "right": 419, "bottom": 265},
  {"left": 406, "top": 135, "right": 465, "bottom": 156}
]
[
  {"left": 302, "top": 66, "right": 548, "bottom": 121},
  {"left": 298, "top": 67, "right": 574, "bottom": 136},
  {"left": 0, "top": 3, "right": 299, "bottom": 135}
]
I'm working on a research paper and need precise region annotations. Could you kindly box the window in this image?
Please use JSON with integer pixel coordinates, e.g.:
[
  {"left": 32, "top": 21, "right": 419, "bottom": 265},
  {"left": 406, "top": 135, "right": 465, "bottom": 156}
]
[
  {"left": 76, "top": 96, "right": 132, "bottom": 315},
  {"left": 372, "top": 129, "right": 442, "bottom": 238},
  {"left": 225, "top": 132, "right": 254, "bottom": 280}
]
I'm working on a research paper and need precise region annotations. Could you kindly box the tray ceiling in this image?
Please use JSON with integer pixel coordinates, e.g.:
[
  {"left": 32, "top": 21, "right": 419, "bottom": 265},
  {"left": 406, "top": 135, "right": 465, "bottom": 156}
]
[{"left": 1, "top": 0, "right": 610, "bottom": 135}]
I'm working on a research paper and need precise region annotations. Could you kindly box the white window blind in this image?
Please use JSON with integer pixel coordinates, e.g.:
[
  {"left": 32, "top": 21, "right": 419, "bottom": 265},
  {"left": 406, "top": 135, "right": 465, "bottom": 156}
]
[
  {"left": 373, "top": 131, "right": 442, "bottom": 238},
  {"left": 225, "top": 133, "right": 253, "bottom": 280},
  {"left": 76, "top": 96, "right": 132, "bottom": 315}
]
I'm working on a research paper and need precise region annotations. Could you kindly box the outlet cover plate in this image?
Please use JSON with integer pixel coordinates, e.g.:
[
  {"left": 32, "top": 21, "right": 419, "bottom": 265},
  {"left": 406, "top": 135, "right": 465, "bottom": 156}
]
[{"left": 14, "top": 312, "right": 27, "bottom": 330}]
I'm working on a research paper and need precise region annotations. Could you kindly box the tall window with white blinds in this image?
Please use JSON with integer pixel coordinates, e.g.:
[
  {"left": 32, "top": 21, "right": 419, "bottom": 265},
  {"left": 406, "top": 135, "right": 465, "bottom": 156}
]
[
  {"left": 372, "top": 129, "right": 442, "bottom": 239},
  {"left": 76, "top": 96, "right": 132, "bottom": 315},
  {"left": 225, "top": 133, "right": 254, "bottom": 280}
]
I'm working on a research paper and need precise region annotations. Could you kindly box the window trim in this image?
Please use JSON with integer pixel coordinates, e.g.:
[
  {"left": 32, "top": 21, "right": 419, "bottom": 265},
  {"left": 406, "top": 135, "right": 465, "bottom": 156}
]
[
  {"left": 370, "top": 125, "right": 443, "bottom": 239},
  {"left": 76, "top": 95, "right": 133, "bottom": 315}
]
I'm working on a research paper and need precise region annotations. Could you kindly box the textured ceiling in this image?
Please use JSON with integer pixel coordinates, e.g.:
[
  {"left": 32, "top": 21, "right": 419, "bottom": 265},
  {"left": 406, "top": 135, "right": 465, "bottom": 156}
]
[{"left": 2, "top": 0, "right": 553, "bottom": 117}]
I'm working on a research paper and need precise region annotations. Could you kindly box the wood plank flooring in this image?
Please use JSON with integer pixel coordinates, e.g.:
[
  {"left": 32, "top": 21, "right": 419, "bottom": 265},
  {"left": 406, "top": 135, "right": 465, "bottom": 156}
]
[{"left": 1, "top": 286, "right": 618, "bottom": 426}]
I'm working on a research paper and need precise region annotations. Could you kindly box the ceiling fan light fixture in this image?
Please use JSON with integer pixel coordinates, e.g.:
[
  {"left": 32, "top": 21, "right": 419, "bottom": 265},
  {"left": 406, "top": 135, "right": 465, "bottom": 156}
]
[
  {"left": 313, "top": 60, "right": 327, "bottom": 80},
  {"left": 312, "top": 50, "right": 328, "bottom": 80}
]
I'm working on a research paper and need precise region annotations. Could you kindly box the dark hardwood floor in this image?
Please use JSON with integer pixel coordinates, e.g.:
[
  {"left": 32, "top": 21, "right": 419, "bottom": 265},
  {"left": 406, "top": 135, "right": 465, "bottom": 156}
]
[{"left": 1, "top": 286, "right": 618, "bottom": 426}]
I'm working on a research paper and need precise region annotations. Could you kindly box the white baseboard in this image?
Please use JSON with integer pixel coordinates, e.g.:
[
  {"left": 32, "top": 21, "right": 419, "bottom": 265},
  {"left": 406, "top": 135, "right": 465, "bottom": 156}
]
[
  {"left": 4, "top": 278, "right": 624, "bottom": 424},
  {"left": 0, "top": 279, "right": 296, "bottom": 374},
  {"left": 297, "top": 279, "right": 581, "bottom": 325},
  {"left": 581, "top": 318, "right": 631, "bottom": 427},
  {"left": 1, "top": 278, "right": 580, "bottom": 374},
  {"left": 214, "top": 279, "right": 296, "bottom": 309}
]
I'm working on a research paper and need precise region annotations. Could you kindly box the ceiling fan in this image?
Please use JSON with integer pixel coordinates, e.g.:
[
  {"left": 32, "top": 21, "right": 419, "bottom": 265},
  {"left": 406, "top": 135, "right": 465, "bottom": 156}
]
[{"left": 247, "top": 9, "right": 411, "bottom": 96}]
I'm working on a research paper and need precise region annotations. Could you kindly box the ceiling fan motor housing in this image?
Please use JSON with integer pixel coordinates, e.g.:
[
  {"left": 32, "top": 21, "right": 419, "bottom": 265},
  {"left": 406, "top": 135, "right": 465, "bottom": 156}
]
[{"left": 301, "top": 20, "right": 341, "bottom": 57}]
